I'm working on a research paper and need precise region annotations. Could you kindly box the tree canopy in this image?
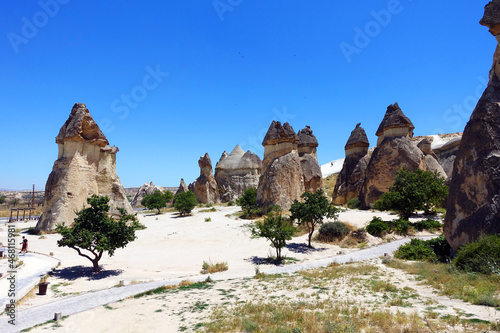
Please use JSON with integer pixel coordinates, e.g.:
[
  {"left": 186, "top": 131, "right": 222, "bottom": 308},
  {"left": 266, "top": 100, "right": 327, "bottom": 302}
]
[
  {"left": 141, "top": 190, "right": 173, "bottom": 214},
  {"left": 236, "top": 187, "right": 261, "bottom": 218},
  {"left": 56, "top": 195, "right": 138, "bottom": 273},
  {"left": 290, "top": 189, "right": 339, "bottom": 247},
  {"left": 374, "top": 168, "right": 448, "bottom": 219},
  {"left": 251, "top": 213, "right": 296, "bottom": 261},
  {"left": 174, "top": 191, "right": 198, "bottom": 216}
]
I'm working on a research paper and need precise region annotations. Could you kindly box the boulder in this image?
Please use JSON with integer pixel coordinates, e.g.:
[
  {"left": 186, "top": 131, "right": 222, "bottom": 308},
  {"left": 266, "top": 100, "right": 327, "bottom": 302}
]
[
  {"left": 417, "top": 138, "right": 447, "bottom": 179},
  {"left": 297, "top": 126, "right": 323, "bottom": 193},
  {"left": 130, "top": 181, "right": 164, "bottom": 207},
  {"left": 36, "top": 103, "right": 133, "bottom": 232},
  {"left": 190, "top": 153, "right": 220, "bottom": 204},
  {"left": 214, "top": 145, "right": 262, "bottom": 202},
  {"left": 332, "top": 123, "right": 370, "bottom": 205},
  {"left": 445, "top": 2, "right": 500, "bottom": 250},
  {"left": 257, "top": 121, "right": 304, "bottom": 211}
]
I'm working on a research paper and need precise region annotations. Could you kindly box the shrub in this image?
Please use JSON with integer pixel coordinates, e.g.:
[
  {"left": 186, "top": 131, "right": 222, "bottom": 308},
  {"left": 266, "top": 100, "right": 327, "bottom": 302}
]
[
  {"left": 201, "top": 260, "right": 228, "bottom": 274},
  {"left": 366, "top": 217, "right": 389, "bottom": 236},
  {"left": 426, "top": 234, "right": 451, "bottom": 260},
  {"left": 267, "top": 204, "right": 282, "bottom": 215},
  {"left": 174, "top": 191, "right": 198, "bottom": 216},
  {"left": 237, "top": 188, "right": 262, "bottom": 218},
  {"left": 414, "top": 218, "right": 442, "bottom": 232},
  {"left": 227, "top": 201, "right": 234, "bottom": 206},
  {"left": 204, "top": 217, "right": 211, "bottom": 222},
  {"left": 453, "top": 234, "right": 500, "bottom": 274},
  {"left": 394, "top": 238, "right": 437, "bottom": 262},
  {"left": 346, "top": 197, "right": 361, "bottom": 209},
  {"left": 319, "top": 222, "right": 350, "bottom": 242},
  {"left": 391, "top": 218, "right": 410, "bottom": 235}
]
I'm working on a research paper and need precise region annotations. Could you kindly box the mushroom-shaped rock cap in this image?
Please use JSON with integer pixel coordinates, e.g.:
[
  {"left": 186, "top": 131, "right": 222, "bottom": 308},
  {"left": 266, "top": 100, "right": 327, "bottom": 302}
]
[
  {"left": 297, "top": 126, "right": 319, "bottom": 148},
  {"left": 56, "top": 103, "right": 109, "bottom": 147},
  {"left": 240, "top": 150, "right": 263, "bottom": 169},
  {"left": 345, "top": 123, "right": 369, "bottom": 150},
  {"left": 481, "top": 0, "right": 500, "bottom": 35},
  {"left": 216, "top": 145, "right": 245, "bottom": 170},
  {"left": 375, "top": 103, "right": 415, "bottom": 137},
  {"left": 262, "top": 121, "right": 298, "bottom": 146}
]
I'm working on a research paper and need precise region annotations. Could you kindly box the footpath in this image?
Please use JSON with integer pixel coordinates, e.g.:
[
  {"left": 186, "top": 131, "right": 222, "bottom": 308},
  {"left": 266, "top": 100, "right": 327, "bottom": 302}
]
[{"left": 0, "top": 237, "right": 433, "bottom": 333}]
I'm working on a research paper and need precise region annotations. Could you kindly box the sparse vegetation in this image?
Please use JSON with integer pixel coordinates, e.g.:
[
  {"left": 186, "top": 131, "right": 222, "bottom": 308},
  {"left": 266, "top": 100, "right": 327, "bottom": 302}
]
[
  {"left": 346, "top": 197, "right": 361, "bottom": 209},
  {"left": 201, "top": 260, "right": 228, "bottom": 274},
  {"left": 250, "top": 213, "right": 296, "bottom": 261}
]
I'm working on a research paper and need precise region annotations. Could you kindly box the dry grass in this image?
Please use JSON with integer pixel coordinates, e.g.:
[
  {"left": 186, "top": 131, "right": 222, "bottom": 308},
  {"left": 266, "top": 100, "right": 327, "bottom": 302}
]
[
  {"left": 201, "top": 260, "right": 229, "bottom": 274},
  {"left": 323, "top": 173, "right": 339, "bottom": 197}
]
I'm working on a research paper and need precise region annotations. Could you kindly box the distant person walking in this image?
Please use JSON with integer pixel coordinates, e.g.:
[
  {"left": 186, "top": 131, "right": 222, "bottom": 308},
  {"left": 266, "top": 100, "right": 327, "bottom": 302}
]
[{"left": 20, "top": 236, "right": 28, "bottom": 254}]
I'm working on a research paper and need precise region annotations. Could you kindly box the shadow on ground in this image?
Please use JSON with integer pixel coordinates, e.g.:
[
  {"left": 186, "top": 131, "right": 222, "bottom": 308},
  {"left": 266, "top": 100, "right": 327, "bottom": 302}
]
[
  {"left": 286, "top": 242, "right": 327, "bottom": 254},
  {"left": 52, "top": 265, "right": 123, "bottom": 281}
]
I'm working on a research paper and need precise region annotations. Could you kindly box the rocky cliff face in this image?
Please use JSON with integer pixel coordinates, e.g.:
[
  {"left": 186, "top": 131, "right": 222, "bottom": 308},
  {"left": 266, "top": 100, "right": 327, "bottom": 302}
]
[
  {"left": 297, "top": 126, "right": 323, "bottom": 193},
  {"left": 130, "top": 181, "right": 164, "bottom": 207},
  {"left": 214, "top": 145, "right": 262, "bottom": 202},
  {"left": 257, "top": 121, "right": 305, "bottom": 211},
  {"left": 175, "top": 178, "right": 189, "bottom": 196},
  {"left": 333, "top": 123, "right": 370, "bottom": 205},
  {"left": 190, "top": 153, "right": 220, "bottom": 204},
  {"left": 445, "top": 1, "right": 500, "bottom": 250},
  {"left": 36, "top": 103, "right": 133, "bottom": 232},
  {"left": 417, "top": 138, "right": 447, "bottom": 179}
]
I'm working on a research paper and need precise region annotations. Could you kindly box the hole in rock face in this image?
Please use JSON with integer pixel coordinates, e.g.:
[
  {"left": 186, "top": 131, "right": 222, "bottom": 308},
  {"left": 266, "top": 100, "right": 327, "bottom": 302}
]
[{"left": 67, "top": 192, "right": 73, "bottom": 197}]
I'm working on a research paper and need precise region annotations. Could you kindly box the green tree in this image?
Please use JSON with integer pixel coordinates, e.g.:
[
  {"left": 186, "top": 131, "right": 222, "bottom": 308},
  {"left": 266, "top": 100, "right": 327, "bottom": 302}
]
[
  {"left": 174, "top": 191, "right": 198, "bottom": 216},
  {"left": 56, "top": 195, "right": 138, "bottom": 273},
  {"left": 374, "top": 168, "right": 448, "bottom": 219},
  {"left": 251, "top": 213, "right": 296, "bottom": 261},
  {"left": 141, "top": 190, "right": 173, "bottom": 214},
  {"left": 236, "top": 187, "right": 261, "bottom": 218},
  {"left": 290, "top": 189, "right": 339, "bottom": 247},
  {"left": 0, "top": 196, "right": 5, "bottom": 205}
]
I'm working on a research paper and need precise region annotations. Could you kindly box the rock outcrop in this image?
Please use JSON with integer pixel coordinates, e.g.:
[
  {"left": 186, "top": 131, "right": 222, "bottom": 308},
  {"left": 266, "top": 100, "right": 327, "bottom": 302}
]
[
  {"left": 175, "top": 178, "right": 189, "bottom": 196},
  {"left": 256, "top": 121, "right": 305, "bottom": 211},
  {"left": 189, "top": 153, "right": 220, "bottom": 204},
  {"left": 130, "top": 181, "right": 164, "bottom": 207},
  {"left": 297, "top": 126, "right": 323, "bottom": 193},
  {"left": 445, "top": 2, "right": 500, "bottom": 250},
  {"left": 360, "top": 104, "right": 427, "bottom": 208},
  {"left": 433, "top": 136, "right": 462, "bottom": 178},
  {"left": 417, "top": 138, "right": 447, "bottom": 179},
  {"left": 214, "top": 145, "right": 262, "bottom": 202},
  {"left": 332, "top": 123, "right": 370, "bottom": 205},
  {"left": 36, "top": 103, "right": 133, "bottom": 232}
]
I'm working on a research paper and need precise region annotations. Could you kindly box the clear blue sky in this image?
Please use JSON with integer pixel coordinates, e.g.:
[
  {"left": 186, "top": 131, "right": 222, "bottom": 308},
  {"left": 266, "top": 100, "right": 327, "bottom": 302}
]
[{"left": 0, "top": 1, "right": 494, "bottom": 190}]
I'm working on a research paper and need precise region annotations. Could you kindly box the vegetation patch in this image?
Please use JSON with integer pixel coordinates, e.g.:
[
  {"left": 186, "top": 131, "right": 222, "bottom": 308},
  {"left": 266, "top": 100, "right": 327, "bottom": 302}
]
[{"left": 201, "top": 260, "right": 229, "bottom": 274}]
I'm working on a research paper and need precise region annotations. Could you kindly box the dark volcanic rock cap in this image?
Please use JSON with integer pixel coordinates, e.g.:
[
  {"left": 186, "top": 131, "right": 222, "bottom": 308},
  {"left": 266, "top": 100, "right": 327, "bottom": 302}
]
[
  {"left": 262, "top": 121, "right": 298, "bottom": 146},
  {"left": 480, "top": 0, "right": 500, "bottom": 35},
  {"left": 297, "top": 126, "right": 318, "bottom": 148},
  {"left": 345, "top": 123, "right": 369, "bottom": 150},
  {"left": 375, "top": 102, "right": 415, "bottom": 137},
  {"left": 56, "top": 103, "right": 109, "bottom": 147}
]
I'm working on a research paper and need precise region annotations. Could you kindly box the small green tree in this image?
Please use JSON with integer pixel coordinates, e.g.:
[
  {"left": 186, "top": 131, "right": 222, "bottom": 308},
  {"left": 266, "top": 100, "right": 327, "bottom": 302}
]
[
  {"left": 236, "top": 187, "right": 261, "bottom": 218},
  {"left": 56, "top": 195, "right": 138, "bottom": 273},
  {"left": 374, "top": 168, "right": 448, "bottom": 219},
  {"left": 290, "top": 189, "right": 339, "bottom": 247},
  {"left": 141, "top": 190, "right": 173, "bottom": 214},
  {"left": 251, "top": 214, "right": 296, "bottom": 261},
  {"left": 0, "top": 196, "right": 5, "bottom": 205},
  {"left": 174, "top": 191, "right": 198, "bottom": 216}
]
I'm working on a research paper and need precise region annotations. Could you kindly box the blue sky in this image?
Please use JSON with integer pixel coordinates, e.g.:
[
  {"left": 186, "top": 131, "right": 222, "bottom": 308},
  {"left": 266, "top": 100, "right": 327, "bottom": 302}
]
[{"left": 0, "top": 1, "right": 494, "bottom": 190}]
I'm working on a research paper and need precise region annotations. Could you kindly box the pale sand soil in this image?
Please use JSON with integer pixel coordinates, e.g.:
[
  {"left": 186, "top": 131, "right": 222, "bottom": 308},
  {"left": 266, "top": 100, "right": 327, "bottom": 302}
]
[{"left": 4, "top": 206, "right": 496, "bottom": 332}]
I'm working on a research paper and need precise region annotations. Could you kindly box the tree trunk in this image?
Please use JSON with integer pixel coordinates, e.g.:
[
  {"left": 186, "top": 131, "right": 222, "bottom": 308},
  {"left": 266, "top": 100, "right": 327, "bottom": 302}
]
[
  {"left": 92, "top": 259, "right": 100, "bottom": 273},
  {"left": 308, "top": 223, "right": 314, "bottom": 248},
  {"left": 276, "top": 247, "right": 281, "bottom": 261}
]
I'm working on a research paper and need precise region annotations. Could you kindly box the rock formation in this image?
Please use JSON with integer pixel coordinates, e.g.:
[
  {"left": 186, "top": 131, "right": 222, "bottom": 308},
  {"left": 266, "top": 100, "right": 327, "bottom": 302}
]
[
  {"left": 445, "top": 2, "right": 500, "bottom": 250},
  {"left": 256, "top": 121, "right": 305, "bottom": 211},
  {"left": 297, "top": 126, "right": 323, "bottom": 193},
  {"left": 130, "top": 181, "right": 164, "bottom": 207},
  {"left": 175, "top": 178, "right": 189, "bottom": 196},
  {"left": 332, "top": 123, "right": 370, "bottom": 205},
  {"left": 417, "top": 138, "right": 447, "bottom": 179},
  {"left": 36, "top": 103, "right": 133, "bottom": 232},
  {"left": 189, "top": 153, "right": 220, "bottom": 204},
  {"left": 360, "top": 103, "right": 427, "bottom": 208},
  {"left": 433, "top": 136, "right": 462, "bottom": 178},
  {"left": 214, "top": 145, "right": 262, "bottom": 202}
]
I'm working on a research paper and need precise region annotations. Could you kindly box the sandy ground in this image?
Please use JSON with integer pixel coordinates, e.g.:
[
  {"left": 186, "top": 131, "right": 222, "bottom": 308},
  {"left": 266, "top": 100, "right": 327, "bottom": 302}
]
[{"left": 2, "top": 206, "right": 494, "bottom": 332}]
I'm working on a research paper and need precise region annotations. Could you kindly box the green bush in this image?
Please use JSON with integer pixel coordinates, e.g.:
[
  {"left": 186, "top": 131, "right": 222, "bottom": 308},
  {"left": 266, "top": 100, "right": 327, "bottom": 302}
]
[
  {"left": 319, "top": 222, "right": 350, "bottom": 242},
  {"left": 366, "top": 217, "right": 389, "bottom": 236},
  {"left": 227, "top": 201, "right": 234, "bottom": 206},
  {"left": 414, "top": 218, "right": 442, "bottom": 232},
  {"left": 394, "top": 239, "right": 437, "bottom": 262},
  {"left": 425, "top": 234, "right": 451, "bottom": 260},
  {"left": 267, "top": 204, "right": 282, "bottom": 215},
  {"left": 454, "top": 234, "right": 500, "bottom": 274},
  {"left": 391, "top": 218, "right": 410, "bottom": 235},
  {"left": 346, "top": 197, "right": 361, "bottom": 209},
  {"left": 174, "top": 191, "right": 198, "bottom": 216},
  {"left": 236, "top": 188, "right": 262, "bottom": 218}
]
